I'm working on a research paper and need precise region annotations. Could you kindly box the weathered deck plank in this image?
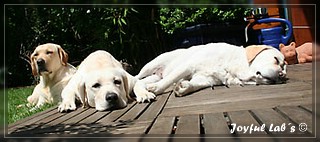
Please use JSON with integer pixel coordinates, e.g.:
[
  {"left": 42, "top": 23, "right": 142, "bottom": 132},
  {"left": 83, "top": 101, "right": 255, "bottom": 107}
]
[
  {"left": 79, "top": 110, "right": 111, "bottom": 124},
  {"left": 175, "top": 115, "right": 200, "bottom": 134},
  {"left": 276, "top": 106, "right": 313, "bottom": 133},
  {"left": 8, "top": 106, "right": 57, "bottom": 133},
  {"left": 202, "top": 113, "right": 230, "bottom": 134},
  {"left": 110, "top": 120, "right": 152, "bottom": 134},
  {"left": 8, "top": 106, "right": 57, "bottom": 128},
  {"left": 96, "top": 102, "right": 136, "bottom": 123},
  {"left": 228, "top": 110, "right": 267, "bottom": 134},
  {"left": 165, "top": 82, "right": 311, "bottom": 108},
  {"left": 62, "top": 108, "right": 97, "bottom": 124},
  {"left": 116, "top": 102, "right": 149, "bottom": 121},
  {"left": 148, "top": 116, "right": 175, "bottom": 134},
  {"left": 46, "top": 107, "right": 89, "bottom": 125},
  {"left": 250, "top": 109, "right": 304, "bottom": 134},
  {"left": 138, "top": 92, "right": 171, "bottom": 121},
  {"left": 161, "top": 88, "right": 311, "bottom": 117}
]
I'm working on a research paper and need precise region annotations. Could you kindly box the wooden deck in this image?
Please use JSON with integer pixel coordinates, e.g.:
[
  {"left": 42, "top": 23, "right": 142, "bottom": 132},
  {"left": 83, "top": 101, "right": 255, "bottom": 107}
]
[{"left": 7, "top": 63, "right": 314, "bottom": 137}]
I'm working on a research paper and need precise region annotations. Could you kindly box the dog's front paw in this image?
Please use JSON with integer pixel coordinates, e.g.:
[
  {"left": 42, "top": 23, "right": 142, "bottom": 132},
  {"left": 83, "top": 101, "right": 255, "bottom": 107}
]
[
  {"left": 135, "top": 91, "right": 156, "bottom": 103},
  {"left": 146, "top": 83, "right": 157, "bottom": 92},
  {"left": 133, "top": 82, "right": 156, "bottom": 103},
  {"left": 174, "top": 80, "right": 191, "bottom": 97},
  {"left": 146, "top": 83, "right": 164, "bottom": 94},
  {"left": 226, "top": 77, "right": 244, "bottom": 87},
  {"left": 58, "top": 100, "right": 76, "bottom": 112},
  {"left": 27, "top": 95, "right": 38, "bottom": 106}
]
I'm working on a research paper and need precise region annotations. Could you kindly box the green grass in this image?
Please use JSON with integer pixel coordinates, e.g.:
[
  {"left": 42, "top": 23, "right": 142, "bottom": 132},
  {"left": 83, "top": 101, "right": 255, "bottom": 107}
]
[{"left": 7, "top": 86, "right": 55, "bottom": 124}]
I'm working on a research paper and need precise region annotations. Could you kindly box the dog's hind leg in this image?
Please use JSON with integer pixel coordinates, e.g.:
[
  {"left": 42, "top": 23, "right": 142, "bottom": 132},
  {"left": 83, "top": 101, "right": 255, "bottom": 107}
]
[
  {"left": 146, "top": 66, "right": 192, "bottom": 95},
  {"left": 173, "top": 74, "right": 216, "bottom": 97}
]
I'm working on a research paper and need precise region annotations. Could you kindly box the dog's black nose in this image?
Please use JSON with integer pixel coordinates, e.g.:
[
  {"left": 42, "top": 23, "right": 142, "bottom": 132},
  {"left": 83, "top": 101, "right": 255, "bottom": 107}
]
[
  {"left": 37, "top": 58, "right": 45, "bottom": 65},
  {"left": 279, "top": 72, "right": 285, "bottom": 78},
  {"left": 106, "top": 93, "right": 118, "bottom": 102},
  {"left": 256, "top": 71, "right": 261, "bottom": 75}
]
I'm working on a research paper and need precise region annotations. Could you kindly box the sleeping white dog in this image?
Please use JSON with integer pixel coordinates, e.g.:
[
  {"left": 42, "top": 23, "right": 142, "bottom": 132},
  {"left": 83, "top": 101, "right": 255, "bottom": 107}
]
[
  {"left": 135, "top": 42, "right": 287, "bottom": 99},
  {"left": 58, "top": 50, "right": 154, "bottom": 112}
]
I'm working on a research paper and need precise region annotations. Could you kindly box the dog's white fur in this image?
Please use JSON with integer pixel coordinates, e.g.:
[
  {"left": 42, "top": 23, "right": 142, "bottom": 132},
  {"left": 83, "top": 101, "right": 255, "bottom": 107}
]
[
  {"left": 28, "top": 43, "right": 76, "bottom": 107},
  {"left": 135, "top": 42, "right": 287, "bottom": 98},
  {"left": 58, "top": 50, "right": 154, "bottom": 112}
]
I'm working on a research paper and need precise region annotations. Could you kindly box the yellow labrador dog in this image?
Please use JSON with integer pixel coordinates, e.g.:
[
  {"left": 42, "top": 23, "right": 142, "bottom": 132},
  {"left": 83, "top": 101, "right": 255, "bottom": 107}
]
[
  {"left": 135, "top": 42, "right": 287, "bottom": 98},
  {"left": 28, "top": 43, "right": 77, "bottom": 107},
  {"left": 58, "top": 50, "right": 154, "bottom": 112}
]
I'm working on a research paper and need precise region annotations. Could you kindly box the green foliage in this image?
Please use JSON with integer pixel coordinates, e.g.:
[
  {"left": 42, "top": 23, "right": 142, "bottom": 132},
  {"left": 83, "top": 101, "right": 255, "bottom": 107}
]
[
  {"left": 6, "top": 7, "right": 137, "bottom": 59},
  {"left": 5, "top": 7, "right": 164, "bottom": 87},
  {"left": 7, "top": 86, "right": 55, "bottom": 124},
  {"left": 159, "top": 8, "right": 251, "bottom": 34},
  {"left": 5, "top": 7, "right": 250, "bottom": 87}
]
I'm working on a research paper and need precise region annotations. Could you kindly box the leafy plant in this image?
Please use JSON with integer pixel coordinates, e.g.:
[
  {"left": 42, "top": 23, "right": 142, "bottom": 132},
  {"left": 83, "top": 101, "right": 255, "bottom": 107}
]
[
  {"left": 5, "top": 7, "right": 144, "bottom": 86},
  {"left": 158, "top": 8, "right": 251, "bottom": 34},
  {"left": 5, "top": 7, "right": 250, "bottom": 87}
]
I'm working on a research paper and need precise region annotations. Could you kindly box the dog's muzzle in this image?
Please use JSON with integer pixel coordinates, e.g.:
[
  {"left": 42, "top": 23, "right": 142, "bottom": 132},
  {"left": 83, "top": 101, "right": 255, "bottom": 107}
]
[
  {"left": 36, "top": 58, "right": 48, "bottom": 73},
  {"left": 101, "top": 93, "right": 121, "bottom": 111},
  {"left": 106, "top": 93, "right": 118, "bottom": 102},
  {"left": 256, "top": 71, "right": 287, "bottom": 84}
]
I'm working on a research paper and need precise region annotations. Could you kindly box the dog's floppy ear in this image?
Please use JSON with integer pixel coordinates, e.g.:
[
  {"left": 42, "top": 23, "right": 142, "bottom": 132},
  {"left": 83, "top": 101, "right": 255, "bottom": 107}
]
[
  {"left": 80, "top": 81, "right": 90, "bottom": 108},
  {"left": 122, "top": 73, "right": 132, "bottom": 100},
  {"left": 246, "top": 45, "right": 273, "bottom": 63},
  {"left": 122, "top": 71, "right": 135, "bottom": 101},
  {"left": 30, "top": 52, "right": 38, "bottom": 76},
  {"left": 57, "top": 45, "right": 69, "bottom": 66}
]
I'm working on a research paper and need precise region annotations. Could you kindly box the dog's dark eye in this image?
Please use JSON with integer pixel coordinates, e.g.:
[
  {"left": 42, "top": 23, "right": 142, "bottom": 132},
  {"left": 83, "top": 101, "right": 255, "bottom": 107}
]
[
  {"left": 92, "top": 83, "right": 101, "bottom": 88},
  {"left": 281, "top": 64, "right": 285, "bottom": 70},
  {"left": 274, "top": 57, "right": 280, "bottom": 64},
  {"left": 114, "top": 79, "right": 121, "bottom": 85},
  {"left": 47, "top": 51, "right": 53, "bottom": 55},
  {"left": 33, "top": 53, "right": 38, "bottom": 57}
]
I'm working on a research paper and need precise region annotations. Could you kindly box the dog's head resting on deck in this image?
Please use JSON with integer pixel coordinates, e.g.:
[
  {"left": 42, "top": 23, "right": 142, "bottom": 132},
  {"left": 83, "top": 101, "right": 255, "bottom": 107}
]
[
  {"left": 246, "top": 45, "right": 287, "bottom": 84},
  {"left": 30, "top": 43, "right": 68, "bottom": 76},
  {"left": 58, "top": 50, "right": 137, "bottom": 112},
  {"left": 84, "top": 69, "right": 130, "bottom": 111}
]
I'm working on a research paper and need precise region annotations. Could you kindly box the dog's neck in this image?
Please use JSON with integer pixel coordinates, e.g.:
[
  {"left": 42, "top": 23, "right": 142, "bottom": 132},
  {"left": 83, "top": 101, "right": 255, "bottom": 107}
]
[
  {"left": 245, "top": 45, "right": 273, "bottom": 65},
  {"left": 40, "top": 64, "right": 74, "bottom": 87}
]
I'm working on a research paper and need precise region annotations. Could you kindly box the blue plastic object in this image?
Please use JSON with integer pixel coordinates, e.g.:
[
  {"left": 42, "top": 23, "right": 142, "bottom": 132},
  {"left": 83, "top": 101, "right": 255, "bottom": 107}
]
[{"left": 248, "top": 18, "right": 293, "bottom": 50}]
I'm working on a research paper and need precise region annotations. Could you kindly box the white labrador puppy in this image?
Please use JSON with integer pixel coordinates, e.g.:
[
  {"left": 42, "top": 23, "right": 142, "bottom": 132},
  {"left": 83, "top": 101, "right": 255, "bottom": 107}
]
[
  {"left": 28, "top": 43, "right": 76, "bottom": 107},
  {"left": 58, "top": 50, "right": 154, "bottom": 112},
  {"left": 135, "top": 42, "right": 287, "bottom": 98}
]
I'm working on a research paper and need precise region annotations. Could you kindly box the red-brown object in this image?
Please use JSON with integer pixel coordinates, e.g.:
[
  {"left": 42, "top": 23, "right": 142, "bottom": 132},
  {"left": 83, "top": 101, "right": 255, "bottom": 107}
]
[{"left": 279, "top": 42, "right": 312, "bottom": 65}]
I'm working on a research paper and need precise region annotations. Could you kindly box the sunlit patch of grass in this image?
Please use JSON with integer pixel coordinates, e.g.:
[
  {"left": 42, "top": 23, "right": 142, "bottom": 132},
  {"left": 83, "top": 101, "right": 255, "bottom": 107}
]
[{"left": 7, "top": 86, "right": 55, "bottom": 124}]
